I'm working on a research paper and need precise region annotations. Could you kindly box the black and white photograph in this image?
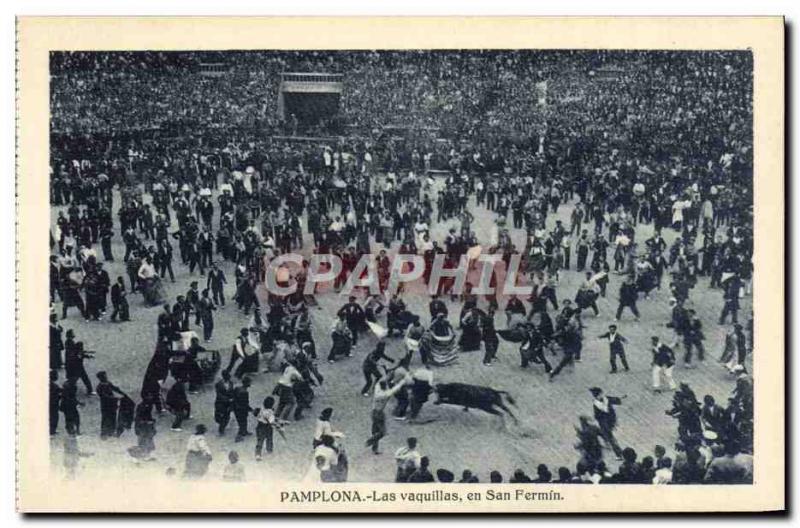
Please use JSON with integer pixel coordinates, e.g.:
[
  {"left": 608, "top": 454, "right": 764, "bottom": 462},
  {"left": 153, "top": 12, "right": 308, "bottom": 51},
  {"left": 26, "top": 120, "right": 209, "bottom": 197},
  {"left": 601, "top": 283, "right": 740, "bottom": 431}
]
[{"left": 15, "top": 16, "right": 785, "bottom": 513}]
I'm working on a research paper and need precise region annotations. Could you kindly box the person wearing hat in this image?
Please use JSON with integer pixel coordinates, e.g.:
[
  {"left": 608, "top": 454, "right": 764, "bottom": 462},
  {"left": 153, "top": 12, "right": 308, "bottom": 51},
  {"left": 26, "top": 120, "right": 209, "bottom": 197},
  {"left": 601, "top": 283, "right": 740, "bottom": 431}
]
[
  {"left": 173, "top": 295, "right": 191, "bottom": 332},
  {"left": 109, "top": 276, "right": 130, "bottom": 322},
  {"left": 232, "top": 376, "right": 253, "bottom": 442},
  {"left": 122, "top": 224, "right": 139, "bottom": 263},
  {"left": 156, "top": 303, "right": 176, "bottom": 342},
  {"left": 213, "top": 370, "right": 235, "bottom": 436},
  {"left": 597, "top": 324, "right": 630, "bottom": 374},
  {"left": 198, "top": 227, "right": 214, "bottom": 269},
  {"left": 548, "top": 311, "right": 582, "bottom": 381},
  {"left": 206, "top": 262, "right": 227, "bottom": 307},
  {"left": 96, "top": 371, "right": 126, "bottom": 439},
  {"left": 337, "top": 296, "right": 365, "bottom": 346},
  {"left": 520, "top": 320, "right": 552, "bottom": 373},
  {"left": 590, "top": 387, "right": 626, "bottom": 460},
  {"left": 64, "top": 329, "right": 94, "bottom": 396},
  {"left": 226, "top": 328, "right": 258, "bottom": 379},
  {"left": 186, "top": 281, "right": 201, "bottom": 326},
  {"left": 197, "top": 289, "right": 216, "bottom": 342},
  {"left": 575, "top": 229, "right": 591, "bottom": 272},
  {"left": 615, "top": 275, "right": 641, "bottom": 322},
  {"left": 156, "top": 239, "right": 175, "bottom": 283},
  {"left": 428, "top": 294, "right": 448, "bottom": 321},
  {"left": 186, "top": 233, "right": 205, "bottom": 276},
  {"left": 481, "top": 307, "right": 500, "bottom": 366},
  {"left": 682, "top": 309, "right": 705, "bottom": 367},
  {"left": 651, "top": 336, "right": 678, "bottom": 392}
]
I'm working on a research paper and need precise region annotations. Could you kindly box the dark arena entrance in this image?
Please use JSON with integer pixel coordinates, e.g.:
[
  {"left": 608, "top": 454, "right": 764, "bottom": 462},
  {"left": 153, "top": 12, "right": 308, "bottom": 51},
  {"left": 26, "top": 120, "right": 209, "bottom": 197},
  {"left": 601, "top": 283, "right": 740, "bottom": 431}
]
[{"left": 277, "top": 72, "right": 343, "bottom": 132}]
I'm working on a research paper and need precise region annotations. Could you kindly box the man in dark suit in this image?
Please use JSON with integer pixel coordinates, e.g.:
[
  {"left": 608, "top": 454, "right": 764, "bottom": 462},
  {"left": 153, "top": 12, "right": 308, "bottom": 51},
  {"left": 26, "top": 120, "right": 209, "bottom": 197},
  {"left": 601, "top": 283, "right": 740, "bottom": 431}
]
[
  {"left": 173, "top": 295, "right": 191, "bottom": 332},
  {"left": 719, "top": 274, "right": 741, "bottom": 324},
  {"left": 549, "top": 313, "right": 582, "bottom": 381},
  {"left": 64, "top": 330, "right": 94, "bottom": 396},
  {"left": 428, "top": 294, "right": 448, "bottom": 320},
  {"left": 337, "top": 296, "right": 365, "bottom": 345},
  {"left": 99, "top": 224, "right": 114, "bottom": 262},
  {"left": 156, "top": 303, "right": 174, "bottom": 342},
  {"left": 186, "top": 282, "right": 201, "bottom": 326},
  {"left": 598, "top": 324, "right": 630, "bottom": 374},
  {"left": 590, "top": 387, "right": 625, "bottom": 460},
  {"left": 575, "top": 230, "right": 590, "bottom": 271},
  {"left": 615, "top": 276, "right": 640, "bottom": 321},
  {"left": 214, "top": 370, "right": 235, "bottom": 435},
  {"left": 199, "top": 228, "right": 214, "bottom": 269},
  {"left": 505, "top": 295, "right": 526, "bottom": 319},
  {"left": 683, "top": 309, "right": 705, "bottom": 367},
  {"left": 50, "top": 313, "right": 64, "bottom": 370},
  {"left": 49, "top": 255, "right": 61, "bottom": 304},
  {"left": 198, "top": 289, "right": 217, "bottom": 342},
  {"left": 110, "top": 276, "right": 130, "bottom": 322},
  {"left": 166, "top": 379, "right": 191, "bottom": 431},
  {"left": 207, "top": 262, "right": 227, "bottom": 306},
  {"left": 520, "top": 324, "right": 552, "bottom": 373},
  {"left": 232, "top": 376, "right": 253, "bottom": 442},
  {"left": 50, "top": 370, "right": 62, "bottom": 435},
  {"left": 157, "top": 239, "right": 175, "bottom": 282}
]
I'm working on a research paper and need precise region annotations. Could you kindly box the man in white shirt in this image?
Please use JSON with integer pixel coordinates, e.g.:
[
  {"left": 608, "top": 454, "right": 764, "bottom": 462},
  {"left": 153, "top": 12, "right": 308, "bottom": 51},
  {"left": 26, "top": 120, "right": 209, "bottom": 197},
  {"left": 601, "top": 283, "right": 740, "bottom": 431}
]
[
  {"left": 254, "top": 396, "right": 280, "bottom": 460},
  {"left": 394, "top": 437, "right": 422, "bottom": 482},
  {"left": 275, "top": 361, "right": 303, "bottom": 422},
  {"left": 366, "top": 374, "right": 410, "bottom": 454}
]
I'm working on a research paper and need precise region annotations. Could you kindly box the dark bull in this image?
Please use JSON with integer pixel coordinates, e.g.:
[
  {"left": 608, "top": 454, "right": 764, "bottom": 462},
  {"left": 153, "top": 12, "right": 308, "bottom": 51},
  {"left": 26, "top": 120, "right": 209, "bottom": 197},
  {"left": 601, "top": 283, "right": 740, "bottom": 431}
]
[{"left": 432, "top": 382, "right": 520, "bottom": 426}]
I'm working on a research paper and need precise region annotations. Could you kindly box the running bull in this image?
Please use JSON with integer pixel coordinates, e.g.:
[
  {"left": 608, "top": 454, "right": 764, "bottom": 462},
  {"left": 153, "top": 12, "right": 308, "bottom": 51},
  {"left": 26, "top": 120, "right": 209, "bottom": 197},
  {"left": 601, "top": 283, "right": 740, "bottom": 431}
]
[{"left": 432, "top": 382, "right": 519, "bottom": 426}]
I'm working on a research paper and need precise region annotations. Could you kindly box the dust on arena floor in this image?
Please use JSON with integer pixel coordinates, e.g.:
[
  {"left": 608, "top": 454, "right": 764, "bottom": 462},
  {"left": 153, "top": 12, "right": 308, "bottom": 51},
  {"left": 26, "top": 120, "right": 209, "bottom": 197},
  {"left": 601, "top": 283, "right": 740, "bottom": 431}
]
[{"left": 48, "top": 178, "right": 753, "bottom": 483}]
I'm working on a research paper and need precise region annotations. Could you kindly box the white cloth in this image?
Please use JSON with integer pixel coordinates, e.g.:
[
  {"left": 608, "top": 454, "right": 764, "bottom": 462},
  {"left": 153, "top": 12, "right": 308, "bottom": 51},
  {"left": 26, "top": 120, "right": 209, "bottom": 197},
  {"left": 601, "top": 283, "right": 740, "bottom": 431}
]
[
  {"left": 186, "top": 434, "right": 211, "bottom": 455},
  {"left": 137, "top": 261, "right": 156, "bottom": 280},
  {"left": 652, "top": 365, "right": 677, "bottom": 390},
  {"left": 394, "top": 447, "right": 422, "bottom": 472},
  {"left": 653, "top": 468, "right": 673, "bottom": 485},
  {"left": 278, "top": 365, "right": 302, "bottom": 387}
]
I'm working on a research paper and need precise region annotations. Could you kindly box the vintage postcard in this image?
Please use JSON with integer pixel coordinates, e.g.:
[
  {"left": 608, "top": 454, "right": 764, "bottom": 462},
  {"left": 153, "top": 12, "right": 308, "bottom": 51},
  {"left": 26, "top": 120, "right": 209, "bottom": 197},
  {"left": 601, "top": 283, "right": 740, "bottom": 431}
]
[{"left": 16, "top": 17, "right": 784, "bottom": 512}]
